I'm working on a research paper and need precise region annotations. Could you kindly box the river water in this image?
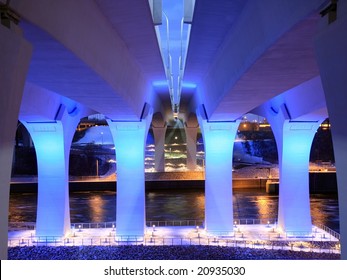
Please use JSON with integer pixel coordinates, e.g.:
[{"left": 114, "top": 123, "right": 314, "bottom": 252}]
[{"left": 9, "top": 188, "right": 340, "bottom": 233}]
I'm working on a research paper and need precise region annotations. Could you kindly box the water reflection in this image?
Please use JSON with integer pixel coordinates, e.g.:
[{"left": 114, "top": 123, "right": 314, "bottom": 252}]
[
  {"left": 69, "top": 191, "right": 116, "bottom": 223},
  {"left": 9, "top": 189, "right": 339, "bottom": 232},
  {"left": 88, "top": 195, "right": 105, "bottom": 223},
  {"left": 310, "top": 194, "right": 340, "bottom": 232},
  {"left": 146, "top": 190, "right": 204, "bottom": 221},
  {"left": 233, "top": 189, "right": 278, "bottom": 221},
  {"left": 8, "top": 193, "right": 37, "bottom": 222},
  {"left": 255, "top": 197, "right": 272, "bottom": 219}
]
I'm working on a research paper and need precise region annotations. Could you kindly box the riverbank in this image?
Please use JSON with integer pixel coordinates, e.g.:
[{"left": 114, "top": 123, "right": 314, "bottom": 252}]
[
  {"left": 10, "top": 171, "right": 337, "bottom": 193},
  {"left": 9, "top": 178, "right": 271, "bottom": 192}
]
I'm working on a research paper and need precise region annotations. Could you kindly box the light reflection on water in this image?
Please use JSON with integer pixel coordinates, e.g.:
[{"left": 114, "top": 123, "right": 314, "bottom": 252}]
[
  {"left": 87, "top": 194, "right": 106, "bottom": 223},
  {"left": 8, "top": 189, "right": 340, "bottom": 233},
  {"left": 70, "top": 191, "right": 116, "bottom": 223},
  {"left": 146, "top": 190, "right": 205, "bottom": 221}
]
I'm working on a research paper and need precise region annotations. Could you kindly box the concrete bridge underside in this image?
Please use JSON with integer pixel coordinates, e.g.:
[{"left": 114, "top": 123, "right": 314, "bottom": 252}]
[{"left": 1, "top": 0, "right": 347, "bottom": 259}]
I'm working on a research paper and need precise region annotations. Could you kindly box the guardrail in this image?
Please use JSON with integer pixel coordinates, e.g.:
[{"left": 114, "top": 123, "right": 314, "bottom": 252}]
[
  {"left": 315, "top": 224, "right": 340, "bottom": 240},
  {"left": 8, "top": 222, "right": 35, "bottom": 231},
  {"left": 146, "top": 220, "right": 204, "bottom": 227},
  {"left": 234, "top": 219, "right": 278, "bottom": 225},
  {"left": 7, "top": 235, "right": 340, "bottom": 255},
  {"left": 70, "top": 222, "right": 116, "bottom": 230},
  {"left": 8, "top": 219, "right": 341, "bottom": 254},
  {"left": 9, "top": 219, "right": 277, "bottom": 230},
  {"left": 9, "top": 219, "right": 340, "bottom": 242}
]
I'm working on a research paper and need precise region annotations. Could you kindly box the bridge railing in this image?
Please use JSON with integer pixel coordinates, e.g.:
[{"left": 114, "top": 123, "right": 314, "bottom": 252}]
[
  {"left": 70, "top": 222, "right": 116, "bottom": 230},
  {"left": 234, "top": 218, "right": 277, "bottom": 225},
  {"left": 8, "top": 220, "right": 340, "bottom": 242},
  {"left": 315, "top": 224, "right": 340, "bottom": 240},
  {"left": 7, "top": 235, "right": 341, "bottom": 255},
  {"left": 8, "top": 222, "right": 35, "bottom": 231},
  {"left": 146, "top": 220, "right": 204, "bottom": 227},
  {"left": 52, "top": 219, "right": 277, "bottom": 230}
]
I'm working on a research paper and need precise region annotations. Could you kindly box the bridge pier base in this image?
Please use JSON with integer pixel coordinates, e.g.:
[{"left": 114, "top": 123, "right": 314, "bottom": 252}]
[
  {"left": 197, "top": 107, "right": 239, "bottom": 235},
  {"left": 107, "top": 107, "right": 152, "bottom": 237}
]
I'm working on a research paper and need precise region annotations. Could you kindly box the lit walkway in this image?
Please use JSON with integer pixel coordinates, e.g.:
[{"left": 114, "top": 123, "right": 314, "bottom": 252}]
[{"left": 8, "top": 224, "right": 340, "bottom": 255}]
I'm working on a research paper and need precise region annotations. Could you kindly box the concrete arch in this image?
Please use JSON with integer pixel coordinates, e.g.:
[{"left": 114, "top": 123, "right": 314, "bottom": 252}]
[{"left": 11, "top": 0, "right": 164, "bottom": 121}]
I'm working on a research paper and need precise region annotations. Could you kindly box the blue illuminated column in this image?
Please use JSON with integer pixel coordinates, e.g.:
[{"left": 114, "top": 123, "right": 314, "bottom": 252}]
[
  {"left": 22, "top": 104, "right": 83, "bottom": 237},
  {"left": 278, "top": 121, "right": 321, "bottom": 233},
  {"left": 260, "top": 101, "right": 322, "bottom": 234},
  {"left": 23, "top": 121, "right": 70, "bottom": 236},
  {"left": 152, "top": 124, "right": 167, "bottom": 172},
  {"left": 107, "top": 109, "right": 152, "bottom": 237},
  {"left": 315, "top": 0, "right": 347, "bottom": 259},
  {"left": 0, "top": 24, "right": 32, "bottom": 259},
  {"left": 197, "top": 107, "right": 240, "bottom": 235}
]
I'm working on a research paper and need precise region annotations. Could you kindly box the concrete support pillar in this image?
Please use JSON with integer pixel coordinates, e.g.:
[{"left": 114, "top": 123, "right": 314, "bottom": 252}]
[
  {"left": 107, "top": 106, "right": 152, "bottom": 237},
  {"left": 152, "top": 112, "right": 166, "bottom": 172},
  {"left": 278, "top": 120, "right": 321, "bottom": 233},
  {"left": 185, "top": 113, "right": 199, "bottom": 170},
  {"left": 152, "top": 125, "right": 167, "bottom": 172},
  {"left": 0, "top": 24, "right": 32, "bottom": 259},
  {"left": 264, "top": 103, "right": 320, "bottom": 233},
  {"left": 315, "top": 0, "right": 347, "bottom": 259},
  {"left": 22, "top": 103, "right": 82, "bottom": 237},
  {"left": 254, "top": 76, "right": 327, "bottom": 234},
  {"left": 185, "top": 126, "right": 198, "bottom": 170},
  {"left": 22, "top": 121, "right": 70, "bottom": 236},
  {"left": 197, "top": 107, "right": 240, "bottom": 235}
]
